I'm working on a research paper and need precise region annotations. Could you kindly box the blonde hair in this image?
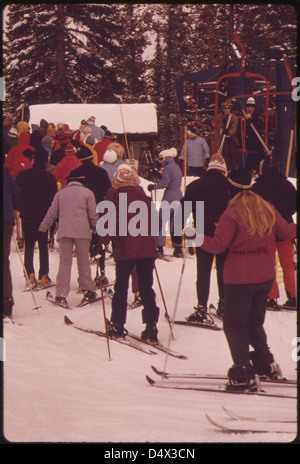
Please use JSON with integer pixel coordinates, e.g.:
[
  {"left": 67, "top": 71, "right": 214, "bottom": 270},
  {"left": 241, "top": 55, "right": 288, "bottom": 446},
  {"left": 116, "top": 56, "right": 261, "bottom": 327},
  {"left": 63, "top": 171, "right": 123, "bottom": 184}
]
[
  {"left": 107, "top": 142, "right": 125, "bottom": 159},
  {"left": 227, "top": 190, "right": 276, "bottom": 236}
]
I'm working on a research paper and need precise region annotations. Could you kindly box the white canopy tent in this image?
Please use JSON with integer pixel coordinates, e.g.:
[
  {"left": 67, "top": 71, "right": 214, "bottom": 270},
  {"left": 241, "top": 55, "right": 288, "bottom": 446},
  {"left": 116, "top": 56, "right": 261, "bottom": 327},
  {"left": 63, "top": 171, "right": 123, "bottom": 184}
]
[{"left": 29, "top": 103, "right": 158, "bottom": 134}]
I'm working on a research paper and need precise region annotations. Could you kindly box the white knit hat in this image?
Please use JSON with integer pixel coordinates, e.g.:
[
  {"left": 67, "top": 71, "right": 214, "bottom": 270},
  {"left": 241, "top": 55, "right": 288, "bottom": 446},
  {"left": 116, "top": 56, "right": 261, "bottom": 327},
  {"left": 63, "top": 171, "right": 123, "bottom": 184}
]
[
  {"left": 158, "top": 147, "right": 177, "bottom": 159},
  {"left": 246, "top": 97, "right": 256, "bottom": 106},
  {"left": 103, "top": 149, "right": 117, "bottom": 164},
  {"left": 207, "top": 153, "right": 228, "bottom": 176}
]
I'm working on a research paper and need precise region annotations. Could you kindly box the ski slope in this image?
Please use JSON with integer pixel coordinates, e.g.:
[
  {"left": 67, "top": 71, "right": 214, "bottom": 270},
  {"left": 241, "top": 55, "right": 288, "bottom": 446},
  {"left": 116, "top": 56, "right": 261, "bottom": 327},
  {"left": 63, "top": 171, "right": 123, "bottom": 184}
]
[{"left": 2, "top": 236, "right": 297, "bottom": 445}]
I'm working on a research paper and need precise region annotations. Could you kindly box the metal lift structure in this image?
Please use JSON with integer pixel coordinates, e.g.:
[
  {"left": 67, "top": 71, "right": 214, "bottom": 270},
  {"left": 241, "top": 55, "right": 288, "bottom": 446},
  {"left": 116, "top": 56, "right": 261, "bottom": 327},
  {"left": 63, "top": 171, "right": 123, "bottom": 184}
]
[{"left": 176, "top": 15, "right": 296, "bottom": 177}]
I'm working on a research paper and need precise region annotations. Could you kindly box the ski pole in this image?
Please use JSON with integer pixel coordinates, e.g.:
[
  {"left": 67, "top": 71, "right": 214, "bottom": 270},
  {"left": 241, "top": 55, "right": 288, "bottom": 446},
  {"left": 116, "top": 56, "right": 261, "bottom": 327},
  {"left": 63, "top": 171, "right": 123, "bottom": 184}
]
[
  {"left": 242, "top": 109, "right": 271, "bottom": 155},
  {"left": 13, "top": 234, "right": 41, "bottom": 312},
  {"left": 218, "top": 112, "right": 233, "bottom": 154},
  {"left": 154, "top": 264, "right": 174, "bottom": 339},
  {"left": 162, "top": 248, "right": 188, "bottom": 375},
  {"left": 96, "top": 257, "right": 111, "bottom": 361}
]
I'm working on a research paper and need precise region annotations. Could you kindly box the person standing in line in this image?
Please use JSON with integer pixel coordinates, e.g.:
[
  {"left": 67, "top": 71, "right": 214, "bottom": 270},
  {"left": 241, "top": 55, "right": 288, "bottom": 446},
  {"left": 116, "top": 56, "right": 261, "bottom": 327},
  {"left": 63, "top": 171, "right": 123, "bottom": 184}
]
[
  {"left": 179, "top": 127, "right": 210, "bottom": 177},
  {"left": 243, "top": 97, "right": 265, "bottom": 174},
  {"left": 86, "top": 116, "right": 105, "bottom": 143},
  {"left": 199, "top": 190, "right": 296, "bottom": 391},
  {"left": 148, "top": 148, "right": 184, "bottom": 258},
  {"left": 94, "top": 129, "right": 115, "bottom": 165},
  {"left": 252, "top": 155, "right": 297, "bottom": 310},
  {"left": 100, "top": 164, "right": 160, "bottom": 342},
  {"left": 3, "top": 166, "right": 20, "bottom": 319},
  {"left": 15, "top": 146, "right": 58, "bottom": 289},
  {"left": 67, "top": 145, "right": 111, "bottom": 286},
  {"left": 216, "top": 100, "right": 239, "bottom": 171},
  {"left": 38, "top": 176, "right": 99, "bottom": 307},
  {"left": 53, "top": 143, "right": 82, "bottom": 189},
  {"left": 174, "top": 153, "right": 229, "bottom": 322}
]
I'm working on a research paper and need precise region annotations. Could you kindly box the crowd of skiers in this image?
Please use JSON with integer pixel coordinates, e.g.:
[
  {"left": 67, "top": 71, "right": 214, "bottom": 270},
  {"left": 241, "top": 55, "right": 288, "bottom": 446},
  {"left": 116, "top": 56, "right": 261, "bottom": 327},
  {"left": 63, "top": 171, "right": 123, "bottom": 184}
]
[{"left": 2, "top": 105, "right": 297, "bottom": 392}]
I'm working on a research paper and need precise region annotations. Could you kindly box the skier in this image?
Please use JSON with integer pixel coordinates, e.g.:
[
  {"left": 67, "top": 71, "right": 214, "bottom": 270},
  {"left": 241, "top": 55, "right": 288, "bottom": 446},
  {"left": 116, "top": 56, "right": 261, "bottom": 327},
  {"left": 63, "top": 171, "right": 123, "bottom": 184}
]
[
  {"left": 94, "top": 129, "right": 115, "bottom": 165},
  {"left": 252, "top": 155, "right": 297, "bottom": 310},
  {"left": 67, "top": 145, "right": 111, "bottom": 286},
  {"left": 3, "top": 166, "right": 20, "bottom": 319},
  {"left": 4, "top": 131, "right": 35, "bottom": 179},
  {"left": 38, "top": 173, "right": 99, "bottom": 307},
  {"left": 86, "top": 116, "right": 105, "bottom": 143},
  {"left": 100, "top": 164, "right": 160, "bottom": 341},
  {"left": 53, "top": 143, "right": 82, "bottom": 189},
  {"left": 216, "top": 100, "right": 239, "bottom": 170},
  {"left": 174, "top": 153, "right": 229, "bottom": 321},
  {"left": 147, "top": 148, "right": 184, "bottom": 258},
  {"left": 100, "top": 149, "right": 123, "bottom": 183},
  {"left": 15, "top": 146, "right": 58, "bottom": 289},
  {"left": 179, "top": 127, "right": 210, "bottom": 177},
  {"left": 199, "top": 189, "right": 296, "bottom": 391},
  {"left": 243, "top": 97, "right": 265, "bottom": 173}
]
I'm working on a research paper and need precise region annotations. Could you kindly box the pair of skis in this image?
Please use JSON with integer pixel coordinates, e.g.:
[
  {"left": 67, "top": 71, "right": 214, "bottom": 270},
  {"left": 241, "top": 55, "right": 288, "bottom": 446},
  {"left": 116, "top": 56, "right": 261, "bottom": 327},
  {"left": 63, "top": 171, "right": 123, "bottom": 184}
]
[
  {"left": 64, "top": 316, "right": 187, "bottom": 359},
  {"left": 147, "top": 365, "right": 297, "bottom": 399},
  {"left": 205, "top": 407, "right": 296, "bottom": 435},
  {"left": 46, "top": 290, "right": 107, "bottom": 309}
]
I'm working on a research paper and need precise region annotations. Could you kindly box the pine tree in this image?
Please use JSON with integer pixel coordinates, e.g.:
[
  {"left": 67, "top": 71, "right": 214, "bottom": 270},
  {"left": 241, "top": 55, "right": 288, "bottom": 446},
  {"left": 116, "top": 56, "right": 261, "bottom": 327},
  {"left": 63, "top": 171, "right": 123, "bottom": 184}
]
[{"left": 3, "top": 4, "right": 123, "bottom": 115}]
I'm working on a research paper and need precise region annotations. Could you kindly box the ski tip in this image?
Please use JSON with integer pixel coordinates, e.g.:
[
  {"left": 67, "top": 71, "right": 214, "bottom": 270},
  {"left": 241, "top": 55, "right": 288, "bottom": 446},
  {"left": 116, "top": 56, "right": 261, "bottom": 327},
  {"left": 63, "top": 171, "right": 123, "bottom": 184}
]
[
  {"left": 146, "top": 375, "right": 156, "bottom": 385},
  {"left": 64, "top": 315, "right": 73, "bottom": 325}
]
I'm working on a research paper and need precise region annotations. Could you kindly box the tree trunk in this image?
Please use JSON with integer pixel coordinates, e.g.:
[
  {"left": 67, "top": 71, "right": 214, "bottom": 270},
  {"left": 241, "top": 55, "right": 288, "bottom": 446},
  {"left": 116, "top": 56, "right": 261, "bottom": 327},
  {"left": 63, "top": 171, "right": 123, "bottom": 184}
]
[{"left": 55, "top": 4, "right": 66, "bottom": 102}]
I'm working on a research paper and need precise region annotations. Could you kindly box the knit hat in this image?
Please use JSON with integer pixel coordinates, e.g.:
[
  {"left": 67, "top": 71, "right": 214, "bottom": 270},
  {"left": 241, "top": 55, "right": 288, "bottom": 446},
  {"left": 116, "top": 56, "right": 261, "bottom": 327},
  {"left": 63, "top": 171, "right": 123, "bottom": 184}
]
[
  {"left": 65, "top": 143, "right": 76, "bottom": 155},
  {"left": 227, "top": 168, "right": 252, "bottom": 197},
  {"left": 76, "top": 145, "right": 94, "bottom": 161},
  {"left": 17, "top": 121, "right": 29, "bottom": 133},
  {"left": 8, "top": 127, "right": 18, "bottom": 139},
  {"left": 87, "top": 116, "right": 96, "bottom": 124},
  {"left": 112, "top": 164, "right": 140, "bottom": 190},
  {"left": 103, "top": 149, "right": 117, "bottom": 164},
  {"left": 246, "top": 97, "right": 256, "bottom": 107},
  {"left": 187, "top": 126, "right": 197, "bottom": 136},
  {"left": 158, "top": 147, "right": 177, "bottom": 160},
  {"left": 207, "top": 153, "right": 228, "bottom": 176}
]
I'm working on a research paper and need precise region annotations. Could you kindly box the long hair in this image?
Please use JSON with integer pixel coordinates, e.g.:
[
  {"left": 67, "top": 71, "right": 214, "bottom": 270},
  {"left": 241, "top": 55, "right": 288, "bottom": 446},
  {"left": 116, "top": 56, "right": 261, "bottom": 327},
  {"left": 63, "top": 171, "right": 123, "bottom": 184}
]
[{"left": 226, "top": 190, "right": 276, "bottom": 236}]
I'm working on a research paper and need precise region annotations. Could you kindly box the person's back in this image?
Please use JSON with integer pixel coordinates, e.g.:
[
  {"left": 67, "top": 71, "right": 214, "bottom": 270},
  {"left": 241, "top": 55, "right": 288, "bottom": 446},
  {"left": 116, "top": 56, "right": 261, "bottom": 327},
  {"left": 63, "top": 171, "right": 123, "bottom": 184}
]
[
  {"left": 15, "top": 153, "right": 57, "bottom": 223},
  {"left": 252, "top": 160, "right": 296, "bottom": 223},
  {"left": 67, "top": 146, "right": 111, "bottom": 204}
]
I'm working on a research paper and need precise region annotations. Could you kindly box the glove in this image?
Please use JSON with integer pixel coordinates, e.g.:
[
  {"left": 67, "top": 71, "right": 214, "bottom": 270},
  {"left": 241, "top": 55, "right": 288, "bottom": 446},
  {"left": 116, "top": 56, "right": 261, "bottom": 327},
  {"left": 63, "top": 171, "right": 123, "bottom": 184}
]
[
  {"left": 147, "top": 184, "right": 155, "bottom": 192},
  {"left": 223, "top": 128, "right": 229, "bottom": 136},
  {"left": 90, "top": 233, "right": 103, "bottom": 258}
]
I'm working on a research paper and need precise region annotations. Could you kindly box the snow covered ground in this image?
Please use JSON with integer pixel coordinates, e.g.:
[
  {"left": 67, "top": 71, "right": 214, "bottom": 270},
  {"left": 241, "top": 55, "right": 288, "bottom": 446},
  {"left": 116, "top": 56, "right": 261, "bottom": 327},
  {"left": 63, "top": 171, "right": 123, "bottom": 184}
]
[
  {"left": 2, "top": 176, "right": 298, "bottom": 447},
  {"left": 2, "top": 234, "right": 298, "bottom": 446}
]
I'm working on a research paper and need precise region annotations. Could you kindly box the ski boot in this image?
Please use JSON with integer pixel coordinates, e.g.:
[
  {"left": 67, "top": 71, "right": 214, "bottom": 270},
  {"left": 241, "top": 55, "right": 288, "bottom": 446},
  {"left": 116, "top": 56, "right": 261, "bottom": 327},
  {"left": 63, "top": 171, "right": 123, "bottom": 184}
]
[
  {"left": 38, "top": 275, "right": 53, "bottom": 288},
  {"left": 281, "top": 297, "right": 296, "bottom": 310},
  {"left": 173, "top": 247, "right": 184, "bottom": 258},
  {"left": 141, "top": 323, "right": 158, "bottom": 343},
  {"left": 55, "top": 296, "right": 69, "bottom": 307},
  {"left": 186, "top": 305, "right": 211, "bottom": 324},
  {"left": 82, "top": 290, "right": 97, "bottom": 302},
  {"left": 266, "top": 298, "right": 279, "bottom": 311},
  {"left": 3, "top": 297, "right": 14, "bottom": 319},
  {"left": 107, "top": 322, "right": 128, "bottom": 339},
  {"left": 156, "top": 247, "right": 165, "bottom": 259},
  {"left": 26, "top": 273, "right": 37, "bottom": 290},
  {"left": 226, "top": 364, "right": 259, "bottom": 392},
  {"left": 250, "top": 351, "right": 283, "bottom": 380},
  {"left": 217, "top": 298, "right": 224, "bottom": 319}
]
